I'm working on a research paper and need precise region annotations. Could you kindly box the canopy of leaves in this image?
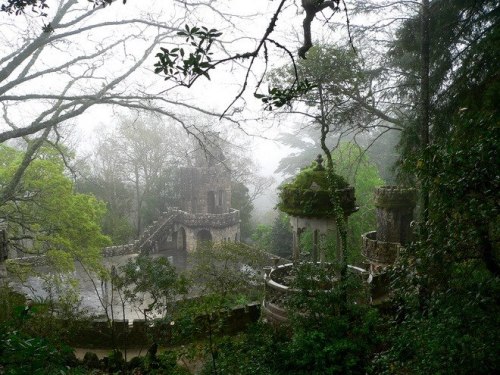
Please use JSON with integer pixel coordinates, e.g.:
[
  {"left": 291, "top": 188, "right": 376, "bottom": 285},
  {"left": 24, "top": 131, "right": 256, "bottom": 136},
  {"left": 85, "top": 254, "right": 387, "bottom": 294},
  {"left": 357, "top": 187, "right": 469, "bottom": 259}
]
[
  {"left": 0, "top": 145, "right": 110, "bottom": 274},
  {"left": 117, "top": 256, "right": 188, "bottom": 317},
  {"left": 376, "top": 1, "right": 500, "bottom": 372}
]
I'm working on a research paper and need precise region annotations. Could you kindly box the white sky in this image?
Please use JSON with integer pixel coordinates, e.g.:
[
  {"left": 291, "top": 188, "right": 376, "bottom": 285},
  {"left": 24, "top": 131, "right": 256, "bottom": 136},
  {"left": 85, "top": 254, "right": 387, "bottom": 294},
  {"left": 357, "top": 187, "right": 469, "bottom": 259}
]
[{"left": 0, "top": 0, "right": 407, "bottom": 216}]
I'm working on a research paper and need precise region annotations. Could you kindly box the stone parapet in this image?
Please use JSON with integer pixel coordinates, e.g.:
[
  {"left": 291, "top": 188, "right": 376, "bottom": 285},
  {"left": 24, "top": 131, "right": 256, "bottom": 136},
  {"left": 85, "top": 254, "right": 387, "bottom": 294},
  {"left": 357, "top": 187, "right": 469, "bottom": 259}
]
[
  {"left": 374, "top": 186, "right": 417, "bottom": 209},
  {"left": 279, "top": 186, "right": 357, "bottom": 218},
  {"left": 361, "top": 231, "right": 400, "bottom": 265},
  {"left": 175, "top": 208, "right": 240, "bottom": 228},
  {"left": 136, "top": 210, "right": 178, "bottom": 250},
  {"left": 130, "top": 207, "right": 240, "bottom": 254},
  {"left": 102, "top": 244, "right": 138, "bottom": 257}
]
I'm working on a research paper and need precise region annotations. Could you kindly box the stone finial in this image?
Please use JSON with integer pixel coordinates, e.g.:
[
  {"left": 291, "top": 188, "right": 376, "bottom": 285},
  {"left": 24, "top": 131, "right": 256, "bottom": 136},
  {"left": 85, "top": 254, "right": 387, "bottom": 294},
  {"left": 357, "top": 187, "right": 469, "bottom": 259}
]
[
  {"left": 314, "top": 154, "right": 325, "bottom": 171},
  {"left": 309, "top": 182, "right": 321, "bottom": 191}
]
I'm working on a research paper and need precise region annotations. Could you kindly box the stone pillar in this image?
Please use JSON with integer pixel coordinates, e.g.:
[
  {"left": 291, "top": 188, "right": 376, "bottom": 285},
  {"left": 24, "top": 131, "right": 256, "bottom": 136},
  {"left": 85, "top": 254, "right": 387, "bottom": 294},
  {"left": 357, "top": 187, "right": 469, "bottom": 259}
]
[
  {"left": 374, "top": 186, "right": 416, "bottom": 245},
  {"left": 0, "top": 223, "right": 7, "bottom": 263},
  {"left": 312, "top": 230, "right": 319, "bottom": 262}
]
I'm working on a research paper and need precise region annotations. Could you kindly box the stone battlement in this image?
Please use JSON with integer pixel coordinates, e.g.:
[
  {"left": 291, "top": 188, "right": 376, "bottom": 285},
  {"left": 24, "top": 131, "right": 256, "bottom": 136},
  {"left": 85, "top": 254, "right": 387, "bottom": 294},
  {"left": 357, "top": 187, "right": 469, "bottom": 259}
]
[
  {"left": 374, "top": 186, "right": 417, "bottom": 209},
  {"left": 102, "top": 244, "right": 138, "bottom": 257},
  {"left": 361, "top": 231, "right": 401, "bottom": 265},
  {"left": 175, "top": 208, "right": 240, "bottom": 228}
]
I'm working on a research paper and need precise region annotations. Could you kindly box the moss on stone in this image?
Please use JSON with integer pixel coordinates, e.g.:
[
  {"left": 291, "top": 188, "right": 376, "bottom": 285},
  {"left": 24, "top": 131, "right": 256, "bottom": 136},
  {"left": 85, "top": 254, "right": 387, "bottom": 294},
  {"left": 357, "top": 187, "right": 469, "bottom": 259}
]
[{"left": 277, "top": 162, "right": 353, "bottom": 218}]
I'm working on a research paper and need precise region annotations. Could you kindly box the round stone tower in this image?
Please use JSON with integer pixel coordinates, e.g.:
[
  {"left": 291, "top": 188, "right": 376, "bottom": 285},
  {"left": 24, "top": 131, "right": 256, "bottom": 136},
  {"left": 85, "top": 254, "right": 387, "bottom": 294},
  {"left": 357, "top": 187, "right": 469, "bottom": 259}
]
[
  {"left": 361, "top": 186, "right": 416, "bottom": 303},
  {"left": 374, "top": 186, "right": 416, "bottom": 245}
]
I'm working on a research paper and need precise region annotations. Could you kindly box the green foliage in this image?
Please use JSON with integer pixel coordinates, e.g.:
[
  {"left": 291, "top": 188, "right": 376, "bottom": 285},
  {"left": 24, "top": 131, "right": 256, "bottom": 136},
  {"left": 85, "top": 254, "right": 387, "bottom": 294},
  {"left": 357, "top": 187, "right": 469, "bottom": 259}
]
[
  {"left": 251, "top": 223, "right": 272, "bottom": 250},
  {"left": 231, "top": 181, "right": 254, "bottom": 241},
  {"left": 269, "top": 44, "right": 375, "bottom": 130},
  {"left": 394, "top": 0, "right": 499, "bottom": 176},
  {"left": 377, "top": 3, "right": 500, "bottom": 372},
  {"left": 173, "top": 242, "right": 267, "bottom": 371},
  {"left": 254, "top": 79, "right": 316, "bottom": 110},
  {"left": 0, "top": 145, "right": 110, "bottom": 274},
  {"left": 140, "top": 349, "right": 190, "bottom": 375},
  {"left": 374, "top": 263, "right": 500, "bottom": 375},
  {"left": 382, "top": 111, "right": 500, "bottom": 374},
  {"left": 251, "top": 213, "right": 293, "bottom": 258},
  {"left": 332, "top": 143, "right": 383, "bottom": 264},
  {"left": 1, "top": 0, "right": 48, "bottom": 16},
  {"left": 117, "top": 256, "right": 188, "bottom": 317},
  {"left": 188, "top": 242, "right": 267, "bottom": 308},
  {"left": 199, "top": 322, "right": 290, "bottom": 375},
  {"left": 0, "top": 284, "right": 24, "bottom": 324},
  {"left": 284, "top": 265, "right": 378, "bottom": 374},
  {"left": 281, "top": 159, "right": 348, "bottom": 191},
  {"left": 202, "top": 266, "right": 378, "bottom": 375},
  {"left": 277, "top": 160, "right": 350, "bottom": 218},
  {"left": 269, "top": 212, "right": 293, "bottom": 258},
  {"left": 155, "top": 25, "right": 222, "bottom": 86},
  {"left": 0, "top": 329, "right": 79, "bottom": 375}
]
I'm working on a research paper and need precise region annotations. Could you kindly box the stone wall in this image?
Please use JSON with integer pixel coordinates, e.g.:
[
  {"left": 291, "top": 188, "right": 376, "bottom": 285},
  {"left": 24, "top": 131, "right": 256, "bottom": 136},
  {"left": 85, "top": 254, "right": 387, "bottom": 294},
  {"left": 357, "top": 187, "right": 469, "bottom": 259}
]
[
  {"left": 374, "top": 186, "right": 416, "bottom": 245},
  {"left": 102, "top": 244, "right": 138, "bottom": 257},
  {"left": 176, "top": 208, "right": 240, "bottom": 228},
  {"left": 177, "top": 166, "right": 232, "bottom": 214},
  {"left": 3, "top": 205, "right": 240, "bottom": 271},
  {"left": 66, "top": 302, "right": 261, "bottom": 348},
  {"left": 5, "top": 243, "right": 140, "bottom": 269},
  {"left": 133, "top": 207, "right": 240, "bottom": 254},
  {"left": 183, "top": 222, "right": 240, "bottom": 253},
  {"left": 361, "top": 231, "right": 401, "bottom": 266}
]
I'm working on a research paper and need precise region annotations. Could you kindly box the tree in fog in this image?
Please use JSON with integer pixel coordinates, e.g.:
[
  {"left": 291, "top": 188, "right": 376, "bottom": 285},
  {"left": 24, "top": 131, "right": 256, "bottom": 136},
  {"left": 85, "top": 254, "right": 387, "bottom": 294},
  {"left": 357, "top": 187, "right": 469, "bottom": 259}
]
[
  {"left": 0, "top": 0, "right": 233, "bottom": 207},
  {"left": 77, "top": 136, "right": 135, "bottom": 244},
  {"left": 0, "top": 144, "right": 109, "bottom": 271},
  {"left": 81, "top": 114, "right": 190, "bottom": 237}
]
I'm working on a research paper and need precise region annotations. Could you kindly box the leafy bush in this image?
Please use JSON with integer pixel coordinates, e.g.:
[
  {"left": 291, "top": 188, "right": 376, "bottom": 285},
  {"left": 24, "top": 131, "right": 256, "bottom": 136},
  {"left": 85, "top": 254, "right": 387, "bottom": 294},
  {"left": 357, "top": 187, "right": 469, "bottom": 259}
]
[{"left": 0, "top": 329, "right": 79, "bottom": 375}]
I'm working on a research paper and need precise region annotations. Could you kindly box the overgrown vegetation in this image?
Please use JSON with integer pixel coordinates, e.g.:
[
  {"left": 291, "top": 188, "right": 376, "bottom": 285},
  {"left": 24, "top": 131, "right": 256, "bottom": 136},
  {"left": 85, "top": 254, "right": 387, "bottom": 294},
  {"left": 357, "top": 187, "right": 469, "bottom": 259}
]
[{"left": 0, "top": 0, "right": 498, "bottom": 374}]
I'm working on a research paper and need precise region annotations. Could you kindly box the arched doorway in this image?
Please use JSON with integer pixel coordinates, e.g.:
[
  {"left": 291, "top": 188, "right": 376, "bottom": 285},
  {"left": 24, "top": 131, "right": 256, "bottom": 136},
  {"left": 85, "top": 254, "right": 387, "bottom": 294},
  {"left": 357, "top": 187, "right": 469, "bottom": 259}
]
[
  {"left": 177, "top": 227, "right": 187, "bottom": 252},
  {"left": 174, "top": 227, "right": 187, "bottom": 269},
  {"left": 196, "top": 229, "right": 212, "bottom": 250}
]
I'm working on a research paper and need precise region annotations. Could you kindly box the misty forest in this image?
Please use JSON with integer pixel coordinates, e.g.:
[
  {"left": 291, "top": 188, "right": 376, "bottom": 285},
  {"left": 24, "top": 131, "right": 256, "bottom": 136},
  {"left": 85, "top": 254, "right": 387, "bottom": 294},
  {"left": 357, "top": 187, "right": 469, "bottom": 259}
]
[{"left": 0, "top": 0, "right": 498, "bottom": 374}]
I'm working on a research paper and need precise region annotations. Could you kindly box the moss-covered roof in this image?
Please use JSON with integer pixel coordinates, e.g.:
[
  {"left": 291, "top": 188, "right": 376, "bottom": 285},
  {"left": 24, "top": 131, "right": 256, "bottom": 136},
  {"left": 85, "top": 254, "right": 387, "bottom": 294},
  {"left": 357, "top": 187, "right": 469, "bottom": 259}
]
[
  {"left": 280, "top": 161, "right": 349, "bottom": 191},
  {"left": 277, "top": 159, "right": 354, "bottom": 218}
]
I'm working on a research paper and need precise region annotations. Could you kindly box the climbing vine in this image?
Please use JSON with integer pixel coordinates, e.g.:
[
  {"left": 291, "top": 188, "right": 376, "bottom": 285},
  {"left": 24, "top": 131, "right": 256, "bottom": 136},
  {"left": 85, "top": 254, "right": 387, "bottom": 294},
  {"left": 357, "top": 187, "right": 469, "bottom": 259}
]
[{"left": 326, "top": 166, "right": 348, "bottom": 276}]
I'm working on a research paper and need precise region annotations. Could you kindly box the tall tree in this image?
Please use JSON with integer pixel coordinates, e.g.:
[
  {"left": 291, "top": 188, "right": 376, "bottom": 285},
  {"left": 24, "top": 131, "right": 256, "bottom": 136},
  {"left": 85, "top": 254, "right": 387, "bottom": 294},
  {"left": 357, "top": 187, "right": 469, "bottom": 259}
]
[
  {"left": 374, "top": 2, "right": 500, "bottom": 372},
  {"left": 82, "top": 114, "right": 190, "bottom": 237},
  {"left": 77, "top": 137, "right": 135, "bottom": 244},
  {"left": 0, "top": 0, "right": 234, "bottom": 206},
  {"left": 0, "top": 144, "right": 110, "bottom": 272},
  {"left": 270, "top": 44, "right": 402, "bottom": 147}
]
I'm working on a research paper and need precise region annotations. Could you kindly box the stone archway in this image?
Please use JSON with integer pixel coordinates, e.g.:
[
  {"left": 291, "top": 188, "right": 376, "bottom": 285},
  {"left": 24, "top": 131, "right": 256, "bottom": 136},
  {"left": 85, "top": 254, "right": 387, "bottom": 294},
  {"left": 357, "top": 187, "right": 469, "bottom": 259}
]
[
  {"left": 196, "top": 229, "right": 212, "bottom": 250},
  {"left": 177, "top": 227, "right": 187, "bottom": 252}
]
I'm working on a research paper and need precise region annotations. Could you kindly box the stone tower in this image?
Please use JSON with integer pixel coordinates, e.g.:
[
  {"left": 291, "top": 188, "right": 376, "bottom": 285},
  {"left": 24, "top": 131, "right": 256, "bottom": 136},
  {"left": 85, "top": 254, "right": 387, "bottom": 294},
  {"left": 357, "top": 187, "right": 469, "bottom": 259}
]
[
  {"left": 177, "top": 133, "right": 232, "bottom": 215},
  {"left": 361, "top": 186, "right": 416, "bottom": 303}
]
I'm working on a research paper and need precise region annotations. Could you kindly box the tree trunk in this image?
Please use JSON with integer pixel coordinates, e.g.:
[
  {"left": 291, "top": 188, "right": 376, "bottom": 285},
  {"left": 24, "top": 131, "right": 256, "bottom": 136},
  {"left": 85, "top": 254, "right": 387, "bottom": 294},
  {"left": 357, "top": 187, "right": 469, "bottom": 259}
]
[{"left": 420, "top": 0, "right": 431, "bottom": 224}]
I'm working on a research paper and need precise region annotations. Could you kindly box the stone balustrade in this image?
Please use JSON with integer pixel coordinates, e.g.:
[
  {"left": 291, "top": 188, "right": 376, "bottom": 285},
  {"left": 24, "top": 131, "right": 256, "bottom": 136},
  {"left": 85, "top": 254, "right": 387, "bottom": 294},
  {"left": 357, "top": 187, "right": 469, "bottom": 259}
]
[{"left": 101, "top": 244, "right": 138, "bottom": 257}]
